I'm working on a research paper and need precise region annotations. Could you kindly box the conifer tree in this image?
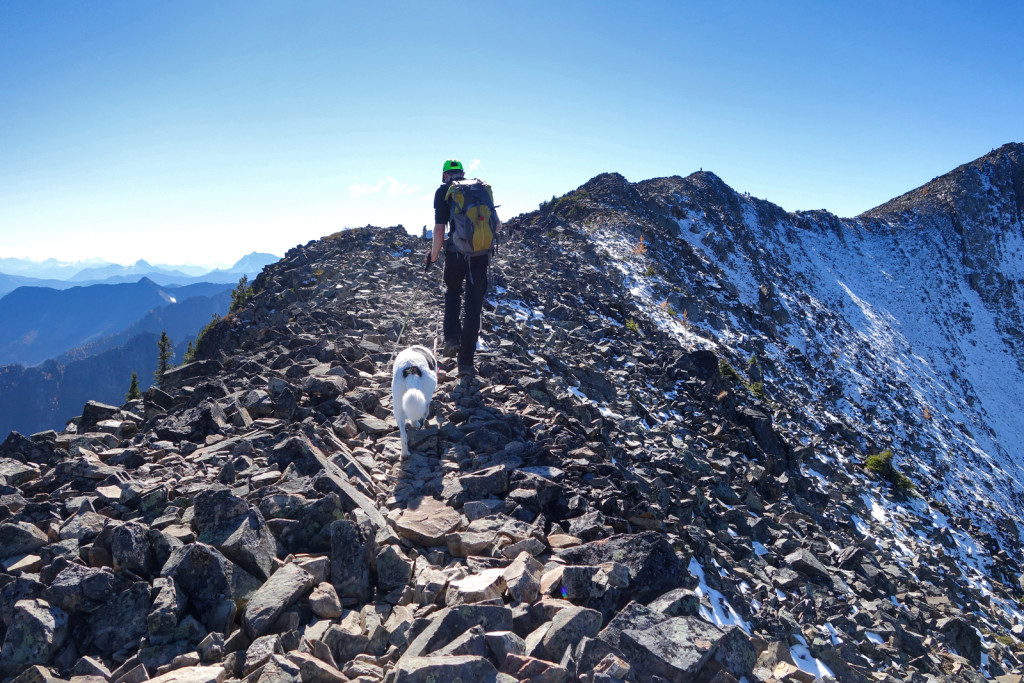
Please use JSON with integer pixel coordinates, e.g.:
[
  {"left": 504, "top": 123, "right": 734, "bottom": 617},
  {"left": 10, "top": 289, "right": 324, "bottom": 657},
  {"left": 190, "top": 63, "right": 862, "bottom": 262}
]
[
  {"left": 126, "top": 371, "right": 142, "bottom": 401},
  {"left": 230, "top": 275, "right": 254, "bottom": 311},
  {"left": 155, "top": 331, "right": 173, "bottom": 387}
]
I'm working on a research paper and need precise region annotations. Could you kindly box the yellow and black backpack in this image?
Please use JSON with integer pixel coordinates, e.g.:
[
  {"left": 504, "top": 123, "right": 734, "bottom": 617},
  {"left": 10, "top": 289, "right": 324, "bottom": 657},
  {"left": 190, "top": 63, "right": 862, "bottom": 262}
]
[{"left": 445, "top": 178, "right": 499, "bottom": 257}]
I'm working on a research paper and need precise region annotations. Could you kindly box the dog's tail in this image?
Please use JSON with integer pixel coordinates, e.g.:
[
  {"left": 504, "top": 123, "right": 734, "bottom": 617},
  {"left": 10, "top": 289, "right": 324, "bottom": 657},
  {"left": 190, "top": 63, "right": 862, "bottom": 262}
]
[{"left": 402, "top": 388, "right": 428, "bottom": 423}]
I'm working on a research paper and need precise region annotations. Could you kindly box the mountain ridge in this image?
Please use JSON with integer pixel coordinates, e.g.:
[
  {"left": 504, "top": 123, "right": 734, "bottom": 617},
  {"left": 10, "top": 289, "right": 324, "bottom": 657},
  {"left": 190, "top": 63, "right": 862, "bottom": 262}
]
[{"left": 2, "top": 146, "right": 1024, "bottom": 681}]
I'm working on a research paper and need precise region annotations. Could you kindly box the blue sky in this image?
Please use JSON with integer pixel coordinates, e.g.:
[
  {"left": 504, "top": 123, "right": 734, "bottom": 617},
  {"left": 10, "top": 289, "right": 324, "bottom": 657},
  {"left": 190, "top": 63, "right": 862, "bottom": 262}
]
[{"left": 2, "top": 1, "right": 1021, "bottom": 267}]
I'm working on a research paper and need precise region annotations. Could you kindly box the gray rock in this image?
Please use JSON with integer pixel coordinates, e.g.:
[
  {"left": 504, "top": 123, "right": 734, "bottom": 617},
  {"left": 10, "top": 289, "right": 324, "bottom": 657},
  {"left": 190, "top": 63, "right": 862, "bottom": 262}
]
[
  {"left": 329, "top": 519, "right": 376, "bottom": 604},
  {"left": 541, "top": 604, "right": 603, "bottom": 661},
  {"left": 244, "top": 563, "right": 314, "bottom": 638},
  {"left": 502, "top": 550, "right": 543, "bottom": 604},
  {"left": 244, "top": 633, "right": 283, "bottom": 676},
  {"left": 0, "top": 599, "right": 68, "bottom": 677},
  {"left": 1, "top": 521, "right": 49, "bottom": 559},
  {"left": 647, "top": 587, "right": 700, "bottom": 617},
  {"left": 714, "top": 625, "right": 758, "bottom": 677},
  {"left": 556, "top": 532, "right": 687, "bottom": 600},
  {"left": 599, "top": 601, "right": 669, "bottom": 650},
  {"left": 111, "top": 521, "right": 155, "bottom": 576},
  {"left": 88, "top": 581, "right": 152, "bottom": 655},
  {"left": 403, "top": 604, "right": 514, "bottom": 658},
  {"left": 148, "top": 577, "right": 187, "bottom": 638},
  {"left": 785, "top": 547, "right": 831, "bottom": 580},
  {"left": 376, "top": 544, "right": 413, "bottom": 592},
  {"left": 394, "top": 655, "right": 498, "bottom": 683},
  {"left": 619, "top": 615, "right": 725, "bottom": 680},
  {"left": 160, "top": 542, "right": 262, "bottom": 627},
  {"left": 193, "top": 489, "right": 277, "bottom": 580}
]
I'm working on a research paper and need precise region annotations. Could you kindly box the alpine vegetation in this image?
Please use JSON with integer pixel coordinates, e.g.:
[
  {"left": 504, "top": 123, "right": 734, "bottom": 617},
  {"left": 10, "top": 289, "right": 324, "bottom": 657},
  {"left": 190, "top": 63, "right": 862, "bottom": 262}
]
[{"left": 2, "top": 145, "right": 1024, "bottom": 682}]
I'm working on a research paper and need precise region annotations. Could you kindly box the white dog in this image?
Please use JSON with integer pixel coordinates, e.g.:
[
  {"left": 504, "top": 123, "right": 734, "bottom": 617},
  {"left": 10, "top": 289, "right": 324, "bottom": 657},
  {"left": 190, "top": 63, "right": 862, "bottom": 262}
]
[{"left": 391, "top": 345, "right": 437, "bottom": 458}]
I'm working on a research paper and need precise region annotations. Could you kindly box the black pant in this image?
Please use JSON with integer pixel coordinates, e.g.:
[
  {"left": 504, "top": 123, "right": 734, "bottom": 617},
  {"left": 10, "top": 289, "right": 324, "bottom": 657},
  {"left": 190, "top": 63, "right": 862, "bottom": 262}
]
[{"left": 443, "top": 250, "right": 489, "bottom": 367}]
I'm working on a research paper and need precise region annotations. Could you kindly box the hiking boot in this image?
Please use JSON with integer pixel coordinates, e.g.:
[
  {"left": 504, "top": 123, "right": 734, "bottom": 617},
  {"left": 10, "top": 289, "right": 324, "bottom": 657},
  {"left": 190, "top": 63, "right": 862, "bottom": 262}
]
[
  {"left": 457, "top": 365, "right": 475, "bottom": 378},
  {"left": 442, "top": 341, "right": 460, "bottom": 359}
]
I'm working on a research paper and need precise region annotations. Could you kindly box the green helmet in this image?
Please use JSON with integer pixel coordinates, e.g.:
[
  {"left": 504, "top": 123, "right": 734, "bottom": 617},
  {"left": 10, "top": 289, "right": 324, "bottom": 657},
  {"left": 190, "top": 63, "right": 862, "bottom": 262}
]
[{"left": 443, "top": 159, "right": 463, "bottom": 173}]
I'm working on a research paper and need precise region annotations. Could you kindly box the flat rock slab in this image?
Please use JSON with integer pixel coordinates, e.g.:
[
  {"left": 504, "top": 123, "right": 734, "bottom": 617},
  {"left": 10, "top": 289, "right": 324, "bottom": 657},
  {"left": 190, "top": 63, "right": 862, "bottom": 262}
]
[
  {"left": 147, "top": 665, "right": 227, "bottom": 683},
  {"left": 394, "top": 655, "right": 498, "bottom": 683},
  {"left": 392, "top": 497, "right": 461, "bottom": 547}
]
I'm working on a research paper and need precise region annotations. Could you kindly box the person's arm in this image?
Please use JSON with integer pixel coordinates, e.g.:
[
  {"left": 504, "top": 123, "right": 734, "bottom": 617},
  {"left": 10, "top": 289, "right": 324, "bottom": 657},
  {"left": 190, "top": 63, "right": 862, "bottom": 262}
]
[{"left": 429, "top": 223, "right": 445, "bottom": 262}]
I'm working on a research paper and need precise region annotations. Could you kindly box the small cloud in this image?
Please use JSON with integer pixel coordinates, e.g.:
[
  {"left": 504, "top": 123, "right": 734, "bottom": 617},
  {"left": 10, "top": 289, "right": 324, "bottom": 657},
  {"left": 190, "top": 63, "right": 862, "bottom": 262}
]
[
  {"left": 350, "top": 179, "right": 386, "bottom": 198},
  {"left": 467, "top": 158, "right": 482, "bottom": 172},
  {"left": 386, "top": 177, "right": 420, "bottom": 196},
  {"left": 350, "top": 177, "right": 420, "bottom": 198}
]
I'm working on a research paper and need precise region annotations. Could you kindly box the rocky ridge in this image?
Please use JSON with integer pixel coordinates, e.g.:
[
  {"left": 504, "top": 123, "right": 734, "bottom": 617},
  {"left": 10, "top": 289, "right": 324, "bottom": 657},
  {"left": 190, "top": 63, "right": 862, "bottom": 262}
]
[{"left": 0, "top": 158, "right": 1023, "bottom": 683}]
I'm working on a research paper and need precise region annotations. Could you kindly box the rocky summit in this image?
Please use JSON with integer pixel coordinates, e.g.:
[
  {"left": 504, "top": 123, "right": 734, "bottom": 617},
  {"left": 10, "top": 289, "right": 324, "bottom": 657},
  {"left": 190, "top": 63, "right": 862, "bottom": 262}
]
[{"left": 3, "top": 145, "right": 1024, "bottom": 683}]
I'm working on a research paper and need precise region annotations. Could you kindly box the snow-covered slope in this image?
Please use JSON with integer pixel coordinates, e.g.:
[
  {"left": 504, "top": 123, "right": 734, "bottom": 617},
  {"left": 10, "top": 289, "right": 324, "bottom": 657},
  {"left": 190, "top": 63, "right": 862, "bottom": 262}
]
[{"left": 520, "top": 143, "right": 1024, "bottom": 565}]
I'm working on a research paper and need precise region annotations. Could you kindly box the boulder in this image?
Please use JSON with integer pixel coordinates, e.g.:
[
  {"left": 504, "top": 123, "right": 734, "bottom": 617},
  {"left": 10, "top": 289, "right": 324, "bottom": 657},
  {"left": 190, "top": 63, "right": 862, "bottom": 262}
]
[
  {"left": 0, "top": 599, "right": 68, "bottom": 677},
  {"left": 503, "top": 551, "right": 543, "bottom": 604},
  {"left": 391, "top": 497, "right": 462, "bottom": 547},
  {"left": 244, "top": 563, "right": 314, "bottom": 638},
  {"left": 619, "top": 615, "right": 726, "bottom": 680},
  {"left": 555, "top": 532, "right": 687, "bottom": 601},
  {"left": 403, "top": 604, "right": 514, "bottom": 658},
  {"left": 375, "top": 544, "right": 414, "bottom": 592},
  {"left": 541, "top": 605, "right": 603, "bottom": 661},
  {"left": 0, "top": 521, "right": 49, "bottom": 559},
  {"left": 148, "top": 577, "right": 187, "bottom": 639},
  {"left": 87, "top": 581, "right": 152, "bottom": 655},
  {"left": 446, "top": 568, "right": 507, "bottom": 606},
  {"left": 160, "top": 542, "right": 262, "bottom": 628},
  {"left": 193, "top": 489, "right": 277, "bottom": 580},
  {"left": 111, "top": 521, "right": 156, "bottom": 576},
  {"left": 330, "top": 519, "right": 376, "bottom": 604}
]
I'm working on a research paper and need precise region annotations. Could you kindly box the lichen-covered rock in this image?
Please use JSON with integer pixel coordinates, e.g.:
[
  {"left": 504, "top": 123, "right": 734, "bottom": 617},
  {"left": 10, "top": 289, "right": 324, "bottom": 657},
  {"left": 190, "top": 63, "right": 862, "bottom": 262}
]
[{"left": 0, "top": 599, "right": 68, "bottom": 677}]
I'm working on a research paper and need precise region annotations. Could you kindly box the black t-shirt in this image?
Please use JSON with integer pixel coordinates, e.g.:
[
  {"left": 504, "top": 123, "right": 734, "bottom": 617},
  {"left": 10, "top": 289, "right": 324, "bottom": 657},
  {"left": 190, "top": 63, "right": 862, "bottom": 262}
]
[{"left": 433, "top": 182, "right": 452, "bottom": 227}]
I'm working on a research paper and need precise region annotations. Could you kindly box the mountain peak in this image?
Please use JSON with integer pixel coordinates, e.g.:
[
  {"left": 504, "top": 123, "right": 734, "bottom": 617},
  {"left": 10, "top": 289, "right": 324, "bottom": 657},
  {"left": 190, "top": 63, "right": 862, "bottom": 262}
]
[{"left": 862, "top": 141, "right": 1024, "bottom": 219}]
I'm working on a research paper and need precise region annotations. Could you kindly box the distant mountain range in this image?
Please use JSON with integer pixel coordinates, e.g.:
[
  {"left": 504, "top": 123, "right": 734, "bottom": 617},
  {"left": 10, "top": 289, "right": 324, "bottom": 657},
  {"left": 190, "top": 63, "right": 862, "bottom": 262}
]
[
  {"left": 0, "top": 278, "right": 232, "bottom": 367},
  {"left": 0, "top": 251, "right": 279, "bottom": 437},
  {"left": 0, "top": 252, "right": 279, "bottom": 296}
]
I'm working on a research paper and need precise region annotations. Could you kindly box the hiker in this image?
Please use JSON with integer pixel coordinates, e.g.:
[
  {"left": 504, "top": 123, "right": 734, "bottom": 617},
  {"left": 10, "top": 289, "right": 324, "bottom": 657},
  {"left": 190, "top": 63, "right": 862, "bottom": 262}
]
[{"left": 425, "top": 159, "right": 501, "bottom": 379}]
